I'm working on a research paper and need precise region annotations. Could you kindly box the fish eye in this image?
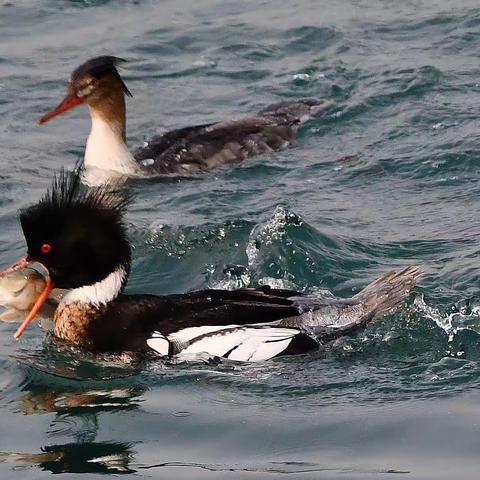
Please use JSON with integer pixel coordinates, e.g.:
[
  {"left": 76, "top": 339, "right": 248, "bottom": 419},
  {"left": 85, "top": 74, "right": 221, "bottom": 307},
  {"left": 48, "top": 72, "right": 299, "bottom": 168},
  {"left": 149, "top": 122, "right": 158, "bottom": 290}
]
[{"left": 41, "top": 243, "right": 52, "bottom": 254}]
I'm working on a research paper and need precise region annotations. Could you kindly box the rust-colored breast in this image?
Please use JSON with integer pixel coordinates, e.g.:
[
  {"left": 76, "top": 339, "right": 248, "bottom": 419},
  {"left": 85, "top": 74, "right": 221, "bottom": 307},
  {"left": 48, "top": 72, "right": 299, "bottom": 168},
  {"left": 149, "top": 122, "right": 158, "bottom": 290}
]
[{"left": 54, "top": 302, "right": 105, "bottom": 350}]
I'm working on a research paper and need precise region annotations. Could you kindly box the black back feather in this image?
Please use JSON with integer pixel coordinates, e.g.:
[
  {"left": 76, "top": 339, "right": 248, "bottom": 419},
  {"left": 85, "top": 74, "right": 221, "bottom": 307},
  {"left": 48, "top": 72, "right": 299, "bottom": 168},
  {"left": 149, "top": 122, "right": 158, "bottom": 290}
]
[{"left": 71, "top": 56, "right": 132, "bottom": 97}]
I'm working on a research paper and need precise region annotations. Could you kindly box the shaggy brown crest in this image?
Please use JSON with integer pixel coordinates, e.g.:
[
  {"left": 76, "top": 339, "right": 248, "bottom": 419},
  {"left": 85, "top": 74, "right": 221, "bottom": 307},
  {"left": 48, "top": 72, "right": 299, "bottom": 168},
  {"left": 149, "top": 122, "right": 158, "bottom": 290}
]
[{"left": 71, "top": 56, "right": 132, "bottom": 97}]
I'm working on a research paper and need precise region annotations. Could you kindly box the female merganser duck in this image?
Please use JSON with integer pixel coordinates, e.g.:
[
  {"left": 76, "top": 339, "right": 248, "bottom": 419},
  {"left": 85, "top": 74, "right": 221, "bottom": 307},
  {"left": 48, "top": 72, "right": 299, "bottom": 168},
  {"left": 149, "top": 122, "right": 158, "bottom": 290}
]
[
  {"left": 38, "top": 56, "right": 332, "bottom": 182},
  {"left": 1, "top": 171, "right": 420, "bottom": 361}
]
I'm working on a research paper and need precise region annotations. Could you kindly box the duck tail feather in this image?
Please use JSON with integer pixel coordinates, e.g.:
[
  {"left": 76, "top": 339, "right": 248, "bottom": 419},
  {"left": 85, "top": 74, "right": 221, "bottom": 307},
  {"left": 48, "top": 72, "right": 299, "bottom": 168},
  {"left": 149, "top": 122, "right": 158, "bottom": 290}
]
[
  {"left": 259, "top": 98, "right": 333, "bottom": 124},
  {"left": 352, "top": 266, "right": 423, "bottom": 321}
]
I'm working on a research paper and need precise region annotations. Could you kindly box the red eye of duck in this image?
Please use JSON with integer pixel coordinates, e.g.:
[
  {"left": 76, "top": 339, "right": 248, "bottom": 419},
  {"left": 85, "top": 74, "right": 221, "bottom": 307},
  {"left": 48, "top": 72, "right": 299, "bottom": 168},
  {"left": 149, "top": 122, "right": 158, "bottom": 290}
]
[{"left": 41, "top": 243, "right": 52, "bottom": 254}]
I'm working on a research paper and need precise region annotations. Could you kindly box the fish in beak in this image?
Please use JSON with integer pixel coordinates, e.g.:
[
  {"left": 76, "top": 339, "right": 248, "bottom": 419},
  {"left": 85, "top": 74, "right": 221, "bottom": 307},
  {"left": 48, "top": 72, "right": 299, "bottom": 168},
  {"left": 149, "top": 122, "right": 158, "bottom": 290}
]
[
  {"left": 0, "top": 258, "right": 54, "bottom": 339},
  {"left": 0, "top": 267, "right": 48, "bottom": 322}
]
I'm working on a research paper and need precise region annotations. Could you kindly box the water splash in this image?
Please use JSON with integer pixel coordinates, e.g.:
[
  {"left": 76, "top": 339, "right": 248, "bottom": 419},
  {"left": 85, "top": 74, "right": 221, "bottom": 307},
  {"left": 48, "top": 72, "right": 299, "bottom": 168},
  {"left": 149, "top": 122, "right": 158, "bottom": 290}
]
[
  {"left": 414, "top": 294, "right": 480, "bottom": 343},
  {"left": 246, "top": 205, "right": 302, "bottom": 268},
  {"left": 205, "top": 206, "right": 306, "bottom": 290},
  {"left": 205, "top": 264, "right": 251, "bottom": 290}
]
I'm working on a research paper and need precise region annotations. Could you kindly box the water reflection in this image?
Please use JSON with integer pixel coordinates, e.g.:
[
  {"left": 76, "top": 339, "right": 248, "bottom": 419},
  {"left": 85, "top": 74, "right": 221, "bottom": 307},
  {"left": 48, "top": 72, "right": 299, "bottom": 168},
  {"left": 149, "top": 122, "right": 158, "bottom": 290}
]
[
  {"left": 0, "top": 446, "right": 410, "bottom": 476},
  {"left": 1, "top": 339, "right": 149, "bottom": 474},
  {"left": 0, "top": 442, "right": 135, "bottom": 474},
  {"left": 19, "top": 387, "right": 141, "bottom": 416},
  {"left": 5, "top": 381, "right": 144, "bottom": 473}
]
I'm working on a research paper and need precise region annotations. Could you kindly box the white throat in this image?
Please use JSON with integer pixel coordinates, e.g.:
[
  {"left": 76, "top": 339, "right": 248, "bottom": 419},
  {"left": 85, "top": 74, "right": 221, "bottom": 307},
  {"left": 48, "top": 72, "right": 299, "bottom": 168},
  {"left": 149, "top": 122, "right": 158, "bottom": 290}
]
[
  {"left": 62, "top": 266, "right": 127, "bottom": 308},
  {"left": 84, "top": 114, "right": 139, "bottom": 176}
]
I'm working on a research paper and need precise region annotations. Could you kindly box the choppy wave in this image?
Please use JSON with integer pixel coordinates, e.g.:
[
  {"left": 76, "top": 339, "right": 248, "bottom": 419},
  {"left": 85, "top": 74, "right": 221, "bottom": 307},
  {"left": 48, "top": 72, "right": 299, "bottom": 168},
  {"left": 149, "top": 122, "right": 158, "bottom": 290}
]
[{"left": 2, "top": 0, "right": 480, "bottom": 477}]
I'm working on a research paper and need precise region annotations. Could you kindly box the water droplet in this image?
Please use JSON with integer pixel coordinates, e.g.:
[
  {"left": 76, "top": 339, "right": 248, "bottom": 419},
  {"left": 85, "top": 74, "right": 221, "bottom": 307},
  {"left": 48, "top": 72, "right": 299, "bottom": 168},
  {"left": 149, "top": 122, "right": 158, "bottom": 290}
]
[{"left": 293, "top": 73, "right": 311, "bottom": 81}]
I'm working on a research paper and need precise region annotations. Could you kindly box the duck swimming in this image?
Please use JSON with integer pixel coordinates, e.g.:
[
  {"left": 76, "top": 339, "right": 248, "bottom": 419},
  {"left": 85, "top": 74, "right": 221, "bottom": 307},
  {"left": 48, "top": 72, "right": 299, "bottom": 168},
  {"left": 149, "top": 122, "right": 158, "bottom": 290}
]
[
  {"left": 38, "top": 56, "right": 332, "bottom": 183},
  {"left": 1, "top": 171, "right": 420, "bottom": 361}
]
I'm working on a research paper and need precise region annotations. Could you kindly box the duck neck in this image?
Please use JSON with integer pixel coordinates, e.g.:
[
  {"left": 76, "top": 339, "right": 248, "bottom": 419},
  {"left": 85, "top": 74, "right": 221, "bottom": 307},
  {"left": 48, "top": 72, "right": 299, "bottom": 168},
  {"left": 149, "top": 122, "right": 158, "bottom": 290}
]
[
  {"left": 61, "top": 264, "right": 128, "bottom": 308},
  {"left": 54, "top": 265, "right": 129, "bottom": 349},
  {"left": 84, "top": 88, "right": 139, "bottom": 175}
]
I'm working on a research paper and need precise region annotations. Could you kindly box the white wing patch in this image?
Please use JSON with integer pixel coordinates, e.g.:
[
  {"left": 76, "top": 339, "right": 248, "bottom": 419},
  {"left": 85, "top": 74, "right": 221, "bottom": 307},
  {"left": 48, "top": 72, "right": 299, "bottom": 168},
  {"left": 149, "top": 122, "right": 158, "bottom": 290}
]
[
  {"left": 169, "top": 325, "right": 234, "bottom": 343},
  {"left": 146, "top": 332, "right": 169, "bottom": 356},
  {"left": 227, "top": 334, "right": 292, "bottom": 362},
  {"left": 177, "top": 326, "right": 299, "bottom": 362},
  {"left": 147, "top": 325, "right": 303, "bottom": 362}
]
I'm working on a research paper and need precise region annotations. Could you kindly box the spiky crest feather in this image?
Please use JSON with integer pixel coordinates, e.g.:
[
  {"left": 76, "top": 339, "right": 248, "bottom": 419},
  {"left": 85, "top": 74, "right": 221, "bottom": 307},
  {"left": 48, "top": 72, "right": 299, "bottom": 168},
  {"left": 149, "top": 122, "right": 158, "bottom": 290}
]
[
  {"left": 19, "top": 168, "right": 134, "bottom": 289},
  {"left": 71, "top": 56, "right": 132, "bottom": 97},
  {"left": 21, "top": 167, "right": 132, "bottom": 228},
  {"left": 44, "top": 167, "right": 130, "bottom": 216}
]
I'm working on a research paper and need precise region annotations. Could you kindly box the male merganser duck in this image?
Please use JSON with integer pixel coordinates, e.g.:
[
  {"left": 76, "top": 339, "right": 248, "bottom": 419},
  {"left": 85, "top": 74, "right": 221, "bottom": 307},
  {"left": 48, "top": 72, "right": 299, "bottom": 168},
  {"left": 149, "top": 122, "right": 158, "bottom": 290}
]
[
  {"left": 38, "top": 56, "right": 332, "bottom": 182},
  {"left": 1, "top": 171, "right": 420, "bottom": 361}
]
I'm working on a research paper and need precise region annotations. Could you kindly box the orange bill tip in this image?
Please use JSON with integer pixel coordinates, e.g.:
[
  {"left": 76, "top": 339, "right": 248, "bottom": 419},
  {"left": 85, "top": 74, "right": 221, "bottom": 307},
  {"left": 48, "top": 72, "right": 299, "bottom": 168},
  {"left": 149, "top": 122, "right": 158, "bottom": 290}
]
[
  {"left": 14, "top": 278, "right": 54, "bottom": 340},
  {"left": 38, "top": 93, "right": 84, "bottom": 125}
]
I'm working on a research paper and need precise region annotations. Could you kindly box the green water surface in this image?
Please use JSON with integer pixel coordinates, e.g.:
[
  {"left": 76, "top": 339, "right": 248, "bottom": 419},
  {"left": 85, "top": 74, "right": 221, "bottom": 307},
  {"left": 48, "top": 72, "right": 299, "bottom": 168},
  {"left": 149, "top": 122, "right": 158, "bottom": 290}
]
[{"left": 1, "top": 1, "right": 480, "bottom": 478}]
